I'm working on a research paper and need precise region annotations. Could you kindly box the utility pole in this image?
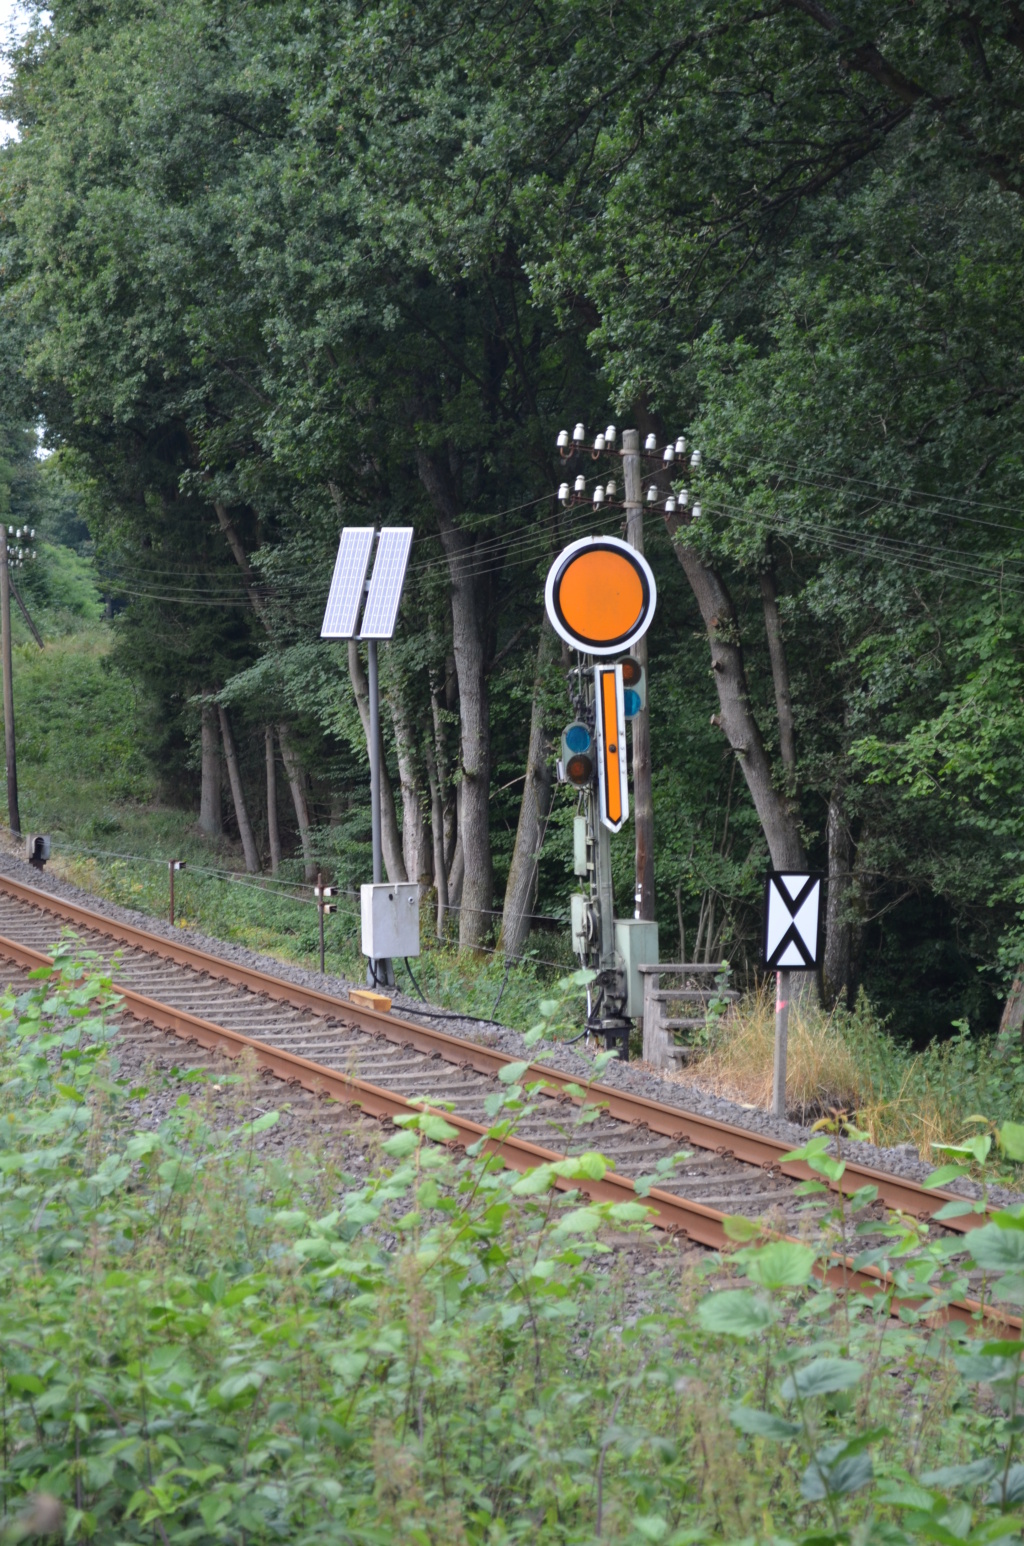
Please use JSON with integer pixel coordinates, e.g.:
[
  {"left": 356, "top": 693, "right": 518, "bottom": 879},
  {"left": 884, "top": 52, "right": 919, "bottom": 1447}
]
[
  {"left": 0, "top": 525, "right": 20, "bottom": 837},
  {"left": 622, "top": 430, "right": 655, "bottom": 921}
]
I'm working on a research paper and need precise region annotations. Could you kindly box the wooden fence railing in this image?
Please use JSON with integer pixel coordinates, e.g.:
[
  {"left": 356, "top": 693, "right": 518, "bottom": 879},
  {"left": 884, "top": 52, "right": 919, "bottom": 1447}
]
[{"left": 640, "top": 962, "right": 738, "bottom": 1070}]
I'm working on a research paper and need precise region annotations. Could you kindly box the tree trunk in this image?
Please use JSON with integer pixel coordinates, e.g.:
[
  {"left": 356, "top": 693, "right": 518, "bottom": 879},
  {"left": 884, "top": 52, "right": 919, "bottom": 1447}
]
[
  {"left": 265, "top": 726, "right": 281, "bottom": 875},
  {"left": 213, "top": 501, "right": 265, "bottom": 619},
  {"left": 347, "top": 641, "right": 407, "bottom": 883},
  {"left": 424, "top": 734, "right": 449, "bottom": 937},
  {"left": 822, "top": 790, "right": 854, "bottom": 1008},
  {"left": 759, "top": 547, "right": 797, "bottom": 785},
  {"left": 430, "top": 678, "right": 458, "bottom": 875},
  {"left": 218, "top": 705, "right": 260, "bottom": 874},
  {"left": 390, "top": 691, "right": 432, "bottom": 887},
  {"left": 448, "top": 820, "right": 465, "bottom": 911},
  {"left": 498, "top": 624, "right": 555, "bottom": 958},
  {"left": 417, "top": 450, "right": 493, "bottom": 949},
  {"left": 999, "top": 980, "right": 1024, "bottom": 1042},
  {"left": 278, "top": 724, "right": 317, "bottom": 882},
  {"left": 665, "top": 516, "right": 807, "bottom": 871},
  {"left": 199, "top": 694, "right": 222, "bottom": 838}
]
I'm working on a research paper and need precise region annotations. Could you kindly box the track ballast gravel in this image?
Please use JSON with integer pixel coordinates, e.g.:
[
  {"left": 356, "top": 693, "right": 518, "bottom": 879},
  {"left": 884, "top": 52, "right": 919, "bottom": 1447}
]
[{"left": 0, "top": 850, "right": 1007, "bottom": 1203}]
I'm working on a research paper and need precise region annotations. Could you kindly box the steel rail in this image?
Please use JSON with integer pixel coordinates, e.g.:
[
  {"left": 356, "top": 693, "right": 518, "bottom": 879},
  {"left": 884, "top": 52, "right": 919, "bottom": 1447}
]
[
  {"left": 0, "top": 871, "right": 986, "bottom": 1230},
  {"left": 0, "top": 921, "right": 1015, "bottom": 1334}
]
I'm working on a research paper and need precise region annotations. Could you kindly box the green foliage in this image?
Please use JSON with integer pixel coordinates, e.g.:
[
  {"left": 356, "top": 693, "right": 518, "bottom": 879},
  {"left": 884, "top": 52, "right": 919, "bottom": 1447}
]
[
  {"left": 11, "top": 626, "right": 152, "bottom": 831},
  {"left": 4, "top": 953, "right": 1024, "bottom": 1541},
  {"left": 7, "top": 0, "right": 1024, "bottom": 1035}
]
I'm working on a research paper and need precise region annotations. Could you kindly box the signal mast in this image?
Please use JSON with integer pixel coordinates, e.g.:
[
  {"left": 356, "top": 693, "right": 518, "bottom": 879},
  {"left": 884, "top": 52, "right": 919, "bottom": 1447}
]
[{"left": 546, "top": 423, "right": 701, "bottom": 1059}]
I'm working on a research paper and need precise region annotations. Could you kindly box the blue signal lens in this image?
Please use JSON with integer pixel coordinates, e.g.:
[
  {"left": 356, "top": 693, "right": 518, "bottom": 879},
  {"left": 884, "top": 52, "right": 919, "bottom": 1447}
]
[
  {"left": 623, "top": 688, "right": 642, "bottom": 719},
  {"left": 564, "top": 723, "right": 591, "bottom": 753}
]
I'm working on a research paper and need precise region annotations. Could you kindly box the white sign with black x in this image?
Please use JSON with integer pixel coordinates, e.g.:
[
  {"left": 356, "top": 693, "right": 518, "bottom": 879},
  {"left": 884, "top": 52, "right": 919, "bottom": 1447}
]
[{"left": 762, "top": 872, "right": 824, "bottom": 971}]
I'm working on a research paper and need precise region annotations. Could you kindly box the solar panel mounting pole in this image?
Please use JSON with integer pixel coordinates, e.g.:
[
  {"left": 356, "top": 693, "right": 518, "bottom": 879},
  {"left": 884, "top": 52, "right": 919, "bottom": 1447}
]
[
  {"left": 366, "top": 637, "right": 383, "bottom": 888},
  {"left": 365, "top": 616, "right": 392, "bottom": 987}
]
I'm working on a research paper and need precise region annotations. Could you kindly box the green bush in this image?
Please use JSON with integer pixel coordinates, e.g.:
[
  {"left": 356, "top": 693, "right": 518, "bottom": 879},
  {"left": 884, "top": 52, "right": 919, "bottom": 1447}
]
[{"left": 1, "top": 952, "right": 1024, "bottom": 1542}]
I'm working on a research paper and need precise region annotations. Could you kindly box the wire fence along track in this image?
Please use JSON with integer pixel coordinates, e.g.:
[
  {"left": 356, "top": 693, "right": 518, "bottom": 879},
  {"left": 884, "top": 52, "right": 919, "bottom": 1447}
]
[{"left": 0, "top": 869, "right": 1012, "bottom": 1329}]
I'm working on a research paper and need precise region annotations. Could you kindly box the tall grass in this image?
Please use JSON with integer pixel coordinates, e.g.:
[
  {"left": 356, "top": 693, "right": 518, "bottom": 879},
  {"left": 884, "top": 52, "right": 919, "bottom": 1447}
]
[{"left": 691, "top": 986, "right": 1024, "bottom": 1152}]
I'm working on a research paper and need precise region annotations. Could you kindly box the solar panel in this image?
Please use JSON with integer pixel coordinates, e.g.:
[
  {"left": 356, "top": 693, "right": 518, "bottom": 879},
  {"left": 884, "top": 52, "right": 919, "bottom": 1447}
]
[
  {"left": 320, "top": 527, "right": 375, "bottom": 639},
  {"left": 360, "top": 527, "right": 414, "bottom": 639}
]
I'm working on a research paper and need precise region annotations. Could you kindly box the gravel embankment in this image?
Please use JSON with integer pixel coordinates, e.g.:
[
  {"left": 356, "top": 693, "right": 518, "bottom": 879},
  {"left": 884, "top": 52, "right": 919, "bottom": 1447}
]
[{"left": 0, "top": 844, "right": 1016, "bottom": 1205}]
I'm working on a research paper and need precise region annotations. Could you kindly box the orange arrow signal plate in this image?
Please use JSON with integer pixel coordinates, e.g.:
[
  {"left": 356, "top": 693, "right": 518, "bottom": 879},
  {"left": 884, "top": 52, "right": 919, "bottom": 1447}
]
[{"left": 595, "top": 663, "right": 628, "bottom": 832}]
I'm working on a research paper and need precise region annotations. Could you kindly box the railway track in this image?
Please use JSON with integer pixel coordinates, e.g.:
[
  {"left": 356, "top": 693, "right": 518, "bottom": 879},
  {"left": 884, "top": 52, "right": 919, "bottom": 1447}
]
[{"left": 0, "top": 869, "right": 1014, "bottom": 1329}]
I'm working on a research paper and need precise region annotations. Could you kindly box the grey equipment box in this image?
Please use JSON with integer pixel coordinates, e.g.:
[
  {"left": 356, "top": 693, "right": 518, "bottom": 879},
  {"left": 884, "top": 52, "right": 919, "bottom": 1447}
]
[
  {"left": 573, "top": 816, "right": 589, "bottom": 877},
  {"left": 570, "top": 893, "right": 590, "bottom": 956},
  {"left": 614, "top": 919, "right": 659, "bottom": 1018},
  {"left": 360, "top": 882, "right": 420, "bottom": 959}
]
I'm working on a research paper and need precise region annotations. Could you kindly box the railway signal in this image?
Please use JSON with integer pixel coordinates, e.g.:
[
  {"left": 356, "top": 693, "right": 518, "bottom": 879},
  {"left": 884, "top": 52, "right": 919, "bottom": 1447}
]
[
  {"left": 547, "top": 422, "right": 703, "bottom": 1059},
  {"left": 620, "top": 656, "right": 645, "bottom": 718},
  {"left": 559, "top": 721, "right": 594, "bottom": 787},
  {"left": 320, "top": 526, "right": 416, "bottom": 988},
  {"left": 0, "top": 523, "right": 39, "bottom": 839},
  {"left": 168, "top": 859, "right": 185, "bottom": 926},
  {"left": 315, "top": 873, "right": 337, "bottom": 974}
]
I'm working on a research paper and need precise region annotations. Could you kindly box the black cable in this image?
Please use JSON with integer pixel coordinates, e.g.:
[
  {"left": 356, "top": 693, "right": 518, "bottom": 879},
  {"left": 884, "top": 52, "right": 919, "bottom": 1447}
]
[
  {"left": 392, "top": 1002, "right": 499, "bottom": 1026},
  {"left": 491, "top": 955, "right": 513, "bottom": 1017},
  {"left": 402, "top": 956, "right": 428, "bottom": 1001}
]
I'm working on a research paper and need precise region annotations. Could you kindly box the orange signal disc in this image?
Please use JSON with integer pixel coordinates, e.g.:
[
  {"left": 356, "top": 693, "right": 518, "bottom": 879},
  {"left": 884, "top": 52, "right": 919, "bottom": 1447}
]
[
  {"left": 545, "top": 536, "right": 656, "bottom": 655},
  {"left": 559, "top": 550, "right": 643, "bottom": 645}
]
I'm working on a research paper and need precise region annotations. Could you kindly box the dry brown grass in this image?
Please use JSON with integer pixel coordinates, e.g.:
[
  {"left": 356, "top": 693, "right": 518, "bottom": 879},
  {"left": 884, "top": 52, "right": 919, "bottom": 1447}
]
[
  {"left": 661, "top": 985, "right": 1010, "bottom": 1155},
  {"left": 691, "top": 981, "right": 866, "bottom": 1124}
]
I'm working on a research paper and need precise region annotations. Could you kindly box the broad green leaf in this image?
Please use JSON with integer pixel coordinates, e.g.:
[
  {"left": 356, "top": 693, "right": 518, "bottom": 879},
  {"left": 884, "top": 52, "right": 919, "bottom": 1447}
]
[
  {"left": 607, "top": 1201, "right": 650, "bottom": 1224},
  {"left": 800, "top": 1440, "right": 872, "bottom": 1501},
  {"left": 632, "top": 1517, "right": 668, "bottom": 1542},
  {"left": 722, "top": 1214, "right": 763, "bottom": 1242},
  {"left": 554, "top": 1206, "right": 603, "bottom": 1234},
  {"left": 932, "top": 1199, "right": 977, "bottom": 1220},
  {"left": 511, "top": 1165, "right": 556, "bottom": 1196},
  {"left": 988, "top": 1462, "right": 1024, "bottom": 1505},
  {"left": 970, "top": 1222, "right": 1024, "bottom": 1271},
  {"left": 924, "top": 1164, "right": 971, "bottom": 1188},
  {"left": 418, "top": 1113, "right": 460, "bottom": 1142},
  {"left": 742, "top": 1240, "right": 817, "bottom": 1289},
  {"left": 697, "top": 1290, "right": 776, "bottom": 1338},
  {"left": 729, "top": 1405, "right": 800, "bottom": 1439},
  {"left": 243, "top": 1110, "right": 280, "bottom": 1134},
  {"left": 920, "top": 1458, "right": 998, "bottom": 1490},
  {"left": 999, "top": 1121, "right": 1024, "bottom": 1162},
  {"left": 781, "top": 1357, "right": 864, "bottom": 1400},
  {"left": 382, "top": 1131, "right": 419, "bottom": 1157},
  {"left": 498, "top": 1061, "right": 530, "bottom": 1085}
]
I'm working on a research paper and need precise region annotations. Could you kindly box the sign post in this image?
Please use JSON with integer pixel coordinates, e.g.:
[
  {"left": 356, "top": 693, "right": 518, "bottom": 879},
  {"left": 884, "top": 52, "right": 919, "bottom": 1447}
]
[
  {"left": 168, "top": 860, "right": 186, "bottom": 926},
  {"left": 762, "top": 871, "right": 824, "bottom": 1117}
]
